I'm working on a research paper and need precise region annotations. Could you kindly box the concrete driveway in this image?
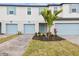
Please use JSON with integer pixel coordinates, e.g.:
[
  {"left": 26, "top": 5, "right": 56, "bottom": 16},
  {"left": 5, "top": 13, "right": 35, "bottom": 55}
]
[
  {"left": 60, "top": 35, "right": 79, "bottom": 45},
  {"left": 0, "top": 34, "right": 33, "bottom": 56}
]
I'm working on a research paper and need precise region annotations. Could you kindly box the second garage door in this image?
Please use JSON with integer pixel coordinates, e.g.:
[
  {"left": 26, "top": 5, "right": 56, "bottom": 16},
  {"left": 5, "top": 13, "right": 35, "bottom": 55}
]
[
  {"left": 55, "top": 23, "right": 79, "bottom": 35},
  {"left": 24, "top": 24, "right": 35, "bottom": 34},
  {"left": 6, "top": 24, "right": 18, "bottom": 34}
]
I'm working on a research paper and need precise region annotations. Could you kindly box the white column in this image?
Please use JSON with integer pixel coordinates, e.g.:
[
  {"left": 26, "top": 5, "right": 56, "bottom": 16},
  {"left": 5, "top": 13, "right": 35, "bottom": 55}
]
[
  {"left": 18, "top": 21, "right": 24, "bottom": 33},
  {"left": 35, "top": 23, "right": 39, "bottom": 33},
  {"left": 2, "top": 21, "right": 6, "bottom": 34}
]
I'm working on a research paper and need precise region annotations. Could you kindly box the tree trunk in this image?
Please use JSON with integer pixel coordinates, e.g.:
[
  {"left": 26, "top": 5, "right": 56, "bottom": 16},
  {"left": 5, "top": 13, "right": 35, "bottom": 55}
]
[
  {"left": 48, "top": 26, "right": 50, "bottom": 33},
  {"left": 48, "top": 26, "right": 51, "bottom": 40}
]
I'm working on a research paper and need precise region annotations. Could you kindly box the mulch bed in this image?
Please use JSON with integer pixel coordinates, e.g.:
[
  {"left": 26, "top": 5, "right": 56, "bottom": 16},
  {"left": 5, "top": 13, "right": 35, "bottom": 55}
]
[{"left": 32, "top": 32, "right": 65, "bottom": 41}]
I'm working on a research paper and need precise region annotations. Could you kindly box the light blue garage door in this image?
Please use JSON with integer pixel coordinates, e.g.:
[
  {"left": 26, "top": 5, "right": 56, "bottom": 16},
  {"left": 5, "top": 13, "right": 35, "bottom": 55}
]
[
  {"left": 24, "top": 24, "right": 35, "bottom": 34},
  {"left": 39, "top": 23, "right": 47, "bottom": 33},
  {"left": 55, "top": 23, "right": 79, "bottom": 35},
  {"left": 6, "top": 24, "right": 18, "bottom": 34}
]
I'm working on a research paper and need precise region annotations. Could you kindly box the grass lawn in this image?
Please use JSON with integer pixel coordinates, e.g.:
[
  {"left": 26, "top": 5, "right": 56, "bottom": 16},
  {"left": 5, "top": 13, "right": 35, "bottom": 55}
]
[
  {"left": 23, "top": 39, "right": 79, "bottom": 56},
  {"left": 0, "top": 34, "right": 18, "bottom": 43}
]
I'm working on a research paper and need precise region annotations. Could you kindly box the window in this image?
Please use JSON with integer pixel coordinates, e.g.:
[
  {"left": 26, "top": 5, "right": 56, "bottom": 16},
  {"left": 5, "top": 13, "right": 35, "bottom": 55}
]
[
  {"left": 27, "top": 8, "right": 31, "bottom": 15},
  {"left": 54, "top": 6, "right": 57, "bottom": 13},
  {"left": 70, "top": 4, "right": 79, "bottom": 13},
  {"left": 7, "top": 6, "right": 16, "bottom": 15},
  {"left": 39, "top": 7, "right": 45, "bottom": 15},
  {"left": 9, "top": 11, "right": 14, "bottom": 14},
  {"left": 54, "top": 10, "right": 57, "bottom": 13},
  {"left": 72, "top": 8, "right": 76, "bottom": 13}
]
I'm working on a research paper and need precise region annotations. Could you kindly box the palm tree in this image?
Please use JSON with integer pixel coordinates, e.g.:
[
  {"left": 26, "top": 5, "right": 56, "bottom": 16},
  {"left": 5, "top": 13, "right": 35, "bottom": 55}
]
[{"left": 41, "top": 8, "right": 62, "bottom": 39}]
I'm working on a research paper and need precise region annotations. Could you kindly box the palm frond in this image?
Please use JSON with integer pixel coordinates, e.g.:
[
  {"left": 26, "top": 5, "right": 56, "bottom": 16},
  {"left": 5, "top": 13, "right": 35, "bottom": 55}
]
[
  {"left": 54, "top": 9, "right": 63, "bottom": 16},
  {"left": 41, "top": 8, "right": 62, "bottom": 32}
]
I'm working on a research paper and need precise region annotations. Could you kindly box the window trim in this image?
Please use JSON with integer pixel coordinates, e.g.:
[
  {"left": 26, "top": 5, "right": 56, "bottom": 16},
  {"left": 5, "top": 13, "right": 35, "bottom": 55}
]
[
  {"left": 7, "top": 6, "right": 16, "bottom": 15},
  {"left": 54, "top": 6, "right": 57, "bottom": 10},
  {"left": 70, "top": 4, "right": 79, "bottom": 13},
  {"left": 39, "top": 7, "right": 45, "bottom": 15},
  {"left": 27, "top": 7, "right": 31, "bottom": 15},
  {"left": 54, "top": 6, "right": 58, "bottom": 13}
]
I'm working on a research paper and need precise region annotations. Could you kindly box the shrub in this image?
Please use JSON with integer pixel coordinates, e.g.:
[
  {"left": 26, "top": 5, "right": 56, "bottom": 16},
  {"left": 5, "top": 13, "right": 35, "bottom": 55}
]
[
  {"left": 35, "top": 32, "right": 38, "bottom": 36},
  {"left": 42, "top": 33, "right": 45, "bottom": 36},
  {"left": 17, "top": 31, "right": 22, "bottom": 35},
  {"left": 37, "top": 32, "right": 41, "bottom": 36},
  {"left": 32, "top": 32, "right": 64, "bottom": 41},
  {"left": 32, "top": 32, "right": 38, "bottom": 40},
  {"left": 42, "top": 33, "right": 48, "bottom": 40}
]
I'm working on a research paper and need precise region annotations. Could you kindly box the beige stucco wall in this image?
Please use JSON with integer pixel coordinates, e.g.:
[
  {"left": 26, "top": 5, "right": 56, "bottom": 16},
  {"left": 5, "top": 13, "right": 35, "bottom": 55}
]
[
  {"left": 0, "top": 6, "right": 46, "bottom": 34},
  {"left": 62, "top": 4, "right": 79, "bottom": 18},
  {"left": 0, "top": 4, "right": 79, "bottom": 34}
]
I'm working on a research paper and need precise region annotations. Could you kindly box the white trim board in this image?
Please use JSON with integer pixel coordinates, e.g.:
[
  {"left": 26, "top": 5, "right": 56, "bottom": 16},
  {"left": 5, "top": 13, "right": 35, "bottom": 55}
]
[{"left": 54, "top": 21, "right": 79, "bottom": 23}]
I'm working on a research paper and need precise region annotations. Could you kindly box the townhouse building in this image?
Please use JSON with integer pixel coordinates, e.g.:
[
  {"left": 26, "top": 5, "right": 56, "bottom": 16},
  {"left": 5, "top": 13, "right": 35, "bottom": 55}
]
[{"left": 0, "top": 3, "right": 79, "bottom": 35}]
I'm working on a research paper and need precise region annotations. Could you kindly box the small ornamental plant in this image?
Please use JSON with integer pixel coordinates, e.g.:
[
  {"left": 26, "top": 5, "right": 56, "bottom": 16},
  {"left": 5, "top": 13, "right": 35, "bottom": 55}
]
[
  {"left": 17, "top": 31, "right": 23, "bottom": 35},
  {"left": 41, "top": 8, "right": 62, "bottom": 40}
]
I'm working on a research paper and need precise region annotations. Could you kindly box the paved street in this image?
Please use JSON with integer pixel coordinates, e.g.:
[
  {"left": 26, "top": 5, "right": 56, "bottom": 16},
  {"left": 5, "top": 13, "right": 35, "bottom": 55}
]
[{"left": 0, "top": 35, "right": 33, "bottom": 56}]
